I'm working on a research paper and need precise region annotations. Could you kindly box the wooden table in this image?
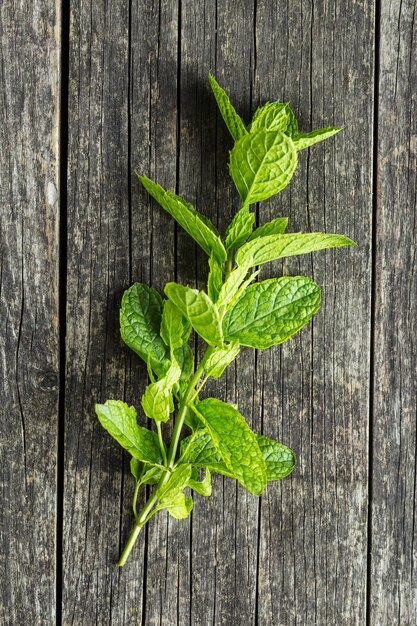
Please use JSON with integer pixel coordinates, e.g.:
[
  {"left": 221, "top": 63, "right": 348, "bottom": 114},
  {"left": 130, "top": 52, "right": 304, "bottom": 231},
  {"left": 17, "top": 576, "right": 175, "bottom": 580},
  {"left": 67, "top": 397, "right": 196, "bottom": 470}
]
[{"left": 1, "top": 1, "right": 416, "bottom": 624}]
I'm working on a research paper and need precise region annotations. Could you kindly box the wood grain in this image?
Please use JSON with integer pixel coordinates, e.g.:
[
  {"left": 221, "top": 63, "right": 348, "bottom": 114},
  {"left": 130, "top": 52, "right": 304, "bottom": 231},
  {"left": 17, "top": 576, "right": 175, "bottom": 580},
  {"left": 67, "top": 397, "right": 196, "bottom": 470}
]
[
  {"left": 371, "top": 0, "right": 417, "bottom": 623},
  {"left": 0, "top": 1, "right": 61, "bottom": 623}
]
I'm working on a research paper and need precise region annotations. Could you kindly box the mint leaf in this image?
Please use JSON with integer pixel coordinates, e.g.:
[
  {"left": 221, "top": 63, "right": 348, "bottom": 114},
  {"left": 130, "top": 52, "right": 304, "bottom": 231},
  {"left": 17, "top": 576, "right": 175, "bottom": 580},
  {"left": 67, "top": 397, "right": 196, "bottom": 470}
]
[
  {"left": 155, "top": 464, "right": 194, "bottom": 519},
  {"left": 217, "top": 263, "right": 250, "bottom": 310},
  {"left": 95, "top": 400, "right": 163, "bottom": 465},
  {"left": 249, "top": 101, "right": 290, "bottom": 132},
  {"left": 138, "top": 175, "right": 227, "bottom": 264},
  {"left": 173, "top": 342, "right": 193, "bottom": 384},
  {"left": 162, "top": 493, "right": 194, "bottom": 519},
  {"left": 130, "top": 457, "right": 143, "bottom": 481},
  {"left": 204, "top": 343, "right": 240, "bottom": 378},
  {"left": 223, "top": 276, "right": 321, "bottom": 348},
  {"left": 225, "top": 207, "right": 255, "bottom": 250},
  {"left": 165, "top": 282, "right": 223, "bottom": 347},
  {"left": 257, "top": 436, "right": 296, "bottom": 480},
  {"left": 235, "top": 232, "right": 356, "bottom": 268},
  {"left": 182, "top": 430, "right": 296, "bottom": 481},
  {"left": 209, "top": 73, "right": 247, "bottom": 142},
  {"left": 140, "top": 465, "right": 164, "bottom": 485},
  {"left": 192, "top": 398, "right": 267, "bottom": 496},
  {"left": 141, "top": 358, "right": 181, "bottom": 423},
  {"left": 161, "top": 300, "right": 191, "bottom": 351},
  {"left": 248, "top": 217, "right": 288, "bottom": 240},
  {"left": 292, "top": 126, "right": 341, "bottom": 151},
  {"left": 207, "top": 254, "right": 224, "bottom": 303},
  {"left": 229, "top": 128, "right": 298, "bottom": 207},
  {"left": 189, "top": 467, "right": 212, "bottom": 496},
  {"left": 120, "top": 283, "right": 169, "bottom": 375}
]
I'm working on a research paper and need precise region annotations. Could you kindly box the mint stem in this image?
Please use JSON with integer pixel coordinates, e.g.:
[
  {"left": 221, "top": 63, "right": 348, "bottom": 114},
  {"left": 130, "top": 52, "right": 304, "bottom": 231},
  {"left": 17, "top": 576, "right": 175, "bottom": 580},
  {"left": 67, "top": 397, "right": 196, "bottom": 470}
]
[{"left": 117, "top": 345, "right": 214, "bottom": 565}]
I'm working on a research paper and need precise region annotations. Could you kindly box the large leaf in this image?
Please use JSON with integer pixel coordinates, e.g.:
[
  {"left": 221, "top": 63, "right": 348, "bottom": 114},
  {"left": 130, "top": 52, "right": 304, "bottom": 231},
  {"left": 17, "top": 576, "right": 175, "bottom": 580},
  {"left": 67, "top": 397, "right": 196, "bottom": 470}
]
[
  {"left": 120, "top": 283, "right": 169, "bottom": 374},
  {"left": 192, "top": 398, "right": 267, "bottom": 496},
  {"left": 138, "top": 175, "right": 227, "bottom": 264},
  {"left": 229, "top": 128, "right": 297, "bottom": 207},
  {"left": 292, "top": 126, "right": 341, "bottom": 151},
  {"left": 223, "top": 276, "right": 321, "bottom": 348},
  {"left": 165, "top": 282, "right": 223, "bottom": 346},
  {"left": 235, "top": 232, "right": 356, "bottom": 268},
  {"left": 248, "top": 217, "right": 288, "bottom": 240},
  {"left": 141, "top": 358, "right": 181, "bottom": 423},
  {"left": 209, "top": 73, "right": 247, "bottom": 142},
  {"left": 181, "top": 429, "right": 296, "bottom": 481},
  {"left": 95, "top": 400, "right": 163, "bottom": 465}
]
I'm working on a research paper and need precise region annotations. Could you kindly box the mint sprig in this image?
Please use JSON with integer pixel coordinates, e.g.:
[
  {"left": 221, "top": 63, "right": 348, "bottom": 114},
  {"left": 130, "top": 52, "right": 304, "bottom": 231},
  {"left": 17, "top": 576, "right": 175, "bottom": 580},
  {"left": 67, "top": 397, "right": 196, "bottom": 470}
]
[{"left": 95, "top": 74, "right": 355, "bottom": 566}]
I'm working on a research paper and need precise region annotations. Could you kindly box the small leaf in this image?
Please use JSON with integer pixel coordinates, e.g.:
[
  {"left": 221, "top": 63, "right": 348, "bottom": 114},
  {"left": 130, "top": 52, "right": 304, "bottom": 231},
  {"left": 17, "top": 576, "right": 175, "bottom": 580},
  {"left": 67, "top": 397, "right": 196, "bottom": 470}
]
[
  {"left": 157, "top": 464, "right": 192, "bottom": 501},
  {"left": 223, "top": 276, "right": 321, "bottom": 349},
  {"left": 95, "top": 400, "right": 163, "bottom": 464},
  {"left": 249, "top": 101, "right": 290, "bottom": 133},
  {"left": 209, "top": 73, "right": 248, "bottom": 142},
  {"left": 225, "top": 208, "right": 255, "bottom": 250},
  {"left": 229, "top": 129, "right": 298, "bottom": 207},
  {"left": 140, "top": 465, "right": 164, "bottom": 485},
  {"left": 138, "top": 175, "right": 227, "bottom": 264},
  {"left": 192, "top": 399, "right": 267, "bottom": 496},
  {"left": 257, "top": 435, "right": 296, "bottom": 480},
  {"left": 204, "top": 343, "right": 240, "bottom": 378},
  {"left": 120, "top": 283, "right": 169, "bottom": 375},
  {"left": 217, "top": 263, "right": 250, "bottom": 310},
  {"left": 165, "top": 282, "right": 223, "bottom": 347},
  {"left": 189, "top": 468, "right": 212, "bottom": 496},
  {"left": 141, "top": 359, "right": 181, "bottom": 423},
  {"left": 173, "top": 342, "right": 194, "bottom": 384},
  {"left": 163, "top": 493, "right": 194, "bottom": 519},
  {"left": 207, "top": 254, "right": 224, "bottom": 303},
  {"left": 130, "top": 458, "right": 143, "bottom": 481},
  {"left": 235, "top": 232, "right": 356, "bottom": 268},
  {"left": 292, "top": 126, "right": 342, "bottom": 151},
  {"left": 161, "top": 300, "right": 191, "bottom": 351},
  {"left": 248, "top": 217, "right": 288, "bottom": 240}
]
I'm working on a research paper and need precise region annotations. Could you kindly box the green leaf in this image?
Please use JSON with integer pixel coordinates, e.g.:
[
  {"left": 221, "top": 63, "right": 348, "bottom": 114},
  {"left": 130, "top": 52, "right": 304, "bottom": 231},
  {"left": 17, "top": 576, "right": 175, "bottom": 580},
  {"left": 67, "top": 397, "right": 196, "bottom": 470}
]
[
  {"left": 174, "top": 343, "right": 194, "bottom": 384},
  {"left": 207, "top": 254, "right": 224, "bottom": 303},
  {"left": 165, "top": 282, "right": 223, "bottom": 347},
  {"left": 189, "top": 468, "right": 212, "bottom": 496},
  {"left": 156, "top": 464, "right": 193, "bottom": 518},
  {"left": 130, "top": 457, "right": 143, "bottom": 481},
  {"left": 138, "top": 175, "right": 227, "bottom": 264},
  {"left": 161, "top": 300, "right": 191, "bottom": 351},
  {"left": 235, "top": 232, "right": 356, "bottom": 268},
  {"left": 225, "top": 208, "right": 255, "bottom": 250},
  {"left": 223, "top": 276, "right": 321, "bottom": 349},
  {"left": 95, "top": 400, "right": 163, "bottom": 465},
  {"left": 204, "top": 343, "right": 240, "bottom": 378},
  {"left": 257, "top": 436, "right": 296, "bottom": 480},
  {"left": 140, "top": 464, "right": 164, "bottom": 485},
  {"left": 226, "top": 270, "right": 260, "bottom": 311},
  {"left": 141, "top": 358, "right": 181, "bottom": 423},
  {"left": 248, "top": 217, "right": 288, "bottom": 240},
  {"left": 229, "top": 128, "right": 298, "bottom": 207},
  {"left": 192, "top": 398, "right": 267, "bottom": 496},
  {"left": 120, "top": 283, "right": 169, "bottom": 375},
  {"left": 209, "top": 73, "right": 247, "bottom": 142},
  {"left": 217, "top": 263, "right": 250, "bottom": 310},
  {"left": 249, "top": 101, "right": 290, "bottom": 133},
  {"left": 292, "top": 126, "right": 342, "bottom": 151},
  {"left": 182, "top": 430, "right": 296, "bottom": 481}
]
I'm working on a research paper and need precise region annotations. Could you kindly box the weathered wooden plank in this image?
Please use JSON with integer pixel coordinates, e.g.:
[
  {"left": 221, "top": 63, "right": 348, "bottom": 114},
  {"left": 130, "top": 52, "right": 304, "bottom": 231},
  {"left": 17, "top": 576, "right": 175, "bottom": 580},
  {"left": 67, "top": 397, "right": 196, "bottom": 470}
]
[
  {"left": 253, "top": 2, "right": 374, "bottom": 624},
  {"left": 62, "top": 1, "right": 137, "bottom": 623},
  {"left": 128, "top": 2, "right": 182, "bottom": 625},
  {"left": 0, "top": 1, "right": 61, "bottom": 623},
  {"left": 371, "top": 1, "right": 417, "bottom": 623}
]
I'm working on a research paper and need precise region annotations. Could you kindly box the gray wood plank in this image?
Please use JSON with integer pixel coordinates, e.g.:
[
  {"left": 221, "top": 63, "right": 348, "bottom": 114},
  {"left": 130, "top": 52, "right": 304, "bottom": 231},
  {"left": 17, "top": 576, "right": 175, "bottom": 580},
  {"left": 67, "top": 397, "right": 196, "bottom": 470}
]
[
  {"left": 371, "top": 1, "right": 417, "bottom": 623},
  {"left": 0, "top": 1, "right": 61, "bottom": 623},
  {"left": 62, "top": 1, "right": 138, "bottom": 623},
  {"left": 253, "top": 2, "right": 374, "bottom": 624}
]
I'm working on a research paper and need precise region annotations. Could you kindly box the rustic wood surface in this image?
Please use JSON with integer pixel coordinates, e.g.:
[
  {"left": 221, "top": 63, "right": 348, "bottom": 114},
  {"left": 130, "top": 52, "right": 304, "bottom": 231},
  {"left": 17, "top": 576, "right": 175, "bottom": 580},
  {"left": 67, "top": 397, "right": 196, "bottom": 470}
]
[{"left": 1, "top": 0, "right": 416, "bottom": 624}]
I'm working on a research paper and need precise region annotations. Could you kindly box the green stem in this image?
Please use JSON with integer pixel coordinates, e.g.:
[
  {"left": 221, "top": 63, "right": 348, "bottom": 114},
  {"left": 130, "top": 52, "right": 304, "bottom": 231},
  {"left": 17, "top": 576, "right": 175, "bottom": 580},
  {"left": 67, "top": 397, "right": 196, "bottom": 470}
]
[
  {"left": 157, "top": 422, "right": 168, "bottom": 465},
  {"left": 117, "top": 344, "right": 214, "bottom": 566}
]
